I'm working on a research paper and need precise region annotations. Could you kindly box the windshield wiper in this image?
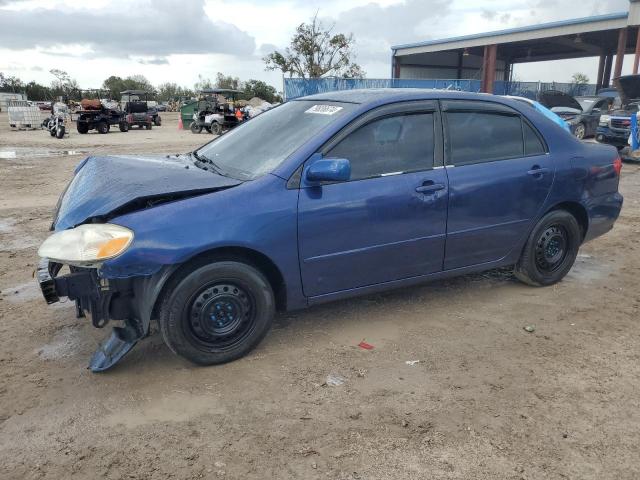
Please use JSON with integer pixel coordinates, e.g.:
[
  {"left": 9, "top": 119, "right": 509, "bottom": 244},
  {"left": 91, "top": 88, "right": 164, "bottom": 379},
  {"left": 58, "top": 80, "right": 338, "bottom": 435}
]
[{"left": 190, "top": 150, "right": 225, "bottom": 176}]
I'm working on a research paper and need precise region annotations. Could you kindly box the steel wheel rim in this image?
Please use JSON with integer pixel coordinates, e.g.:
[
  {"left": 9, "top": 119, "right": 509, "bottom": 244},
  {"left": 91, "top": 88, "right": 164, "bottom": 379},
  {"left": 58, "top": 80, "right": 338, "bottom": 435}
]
[
  {"left": 186, "top": 282, "right": 256, "bottom": 352},
  {"left": 535, "top": 225, "right": 568, "bottom": 273}
]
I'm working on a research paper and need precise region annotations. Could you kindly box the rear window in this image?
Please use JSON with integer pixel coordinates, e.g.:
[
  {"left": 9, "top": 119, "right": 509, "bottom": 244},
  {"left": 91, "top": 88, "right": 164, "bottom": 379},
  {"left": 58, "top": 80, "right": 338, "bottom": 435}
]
[{"left": 523, "top": 122, "right": 546, "bottom": 156}]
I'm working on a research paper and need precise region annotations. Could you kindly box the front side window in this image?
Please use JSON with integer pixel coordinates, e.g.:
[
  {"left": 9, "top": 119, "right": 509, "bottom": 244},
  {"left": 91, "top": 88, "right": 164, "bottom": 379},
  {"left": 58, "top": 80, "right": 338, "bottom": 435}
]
[
  {"left": 327, "top": 113, "right": 435, "bottom": 181},
  {"left": 446, "top": 112, "right": 524, "bottom": 166}
]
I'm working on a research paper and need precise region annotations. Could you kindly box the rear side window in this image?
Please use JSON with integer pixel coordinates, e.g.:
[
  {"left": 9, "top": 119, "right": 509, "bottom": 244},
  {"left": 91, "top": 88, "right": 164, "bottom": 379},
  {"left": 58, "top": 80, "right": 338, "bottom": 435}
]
[
  {"left": 327, "top": 113, "right": 434, "bottom": 181},
  {"left": 446, "top": 112, "right": 523, "bottom": 166},
  {"left": 523, "top": 121, "right": 546, "bottom": 156}
]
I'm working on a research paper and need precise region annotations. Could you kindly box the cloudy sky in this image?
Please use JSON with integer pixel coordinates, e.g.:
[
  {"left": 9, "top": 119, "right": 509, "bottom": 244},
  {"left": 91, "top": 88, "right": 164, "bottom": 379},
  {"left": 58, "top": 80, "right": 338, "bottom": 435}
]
[{"left": 0, "top": 0, "right": 633, "bottom": 91}]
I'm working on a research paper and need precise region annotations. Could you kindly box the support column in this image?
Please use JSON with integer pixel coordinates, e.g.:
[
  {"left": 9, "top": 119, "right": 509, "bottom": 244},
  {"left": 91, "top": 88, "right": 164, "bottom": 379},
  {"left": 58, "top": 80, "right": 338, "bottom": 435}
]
[
  {"left": 481, "top": 44, "right": 497, "bottom": 93},
  {"left": 596, "top": 55, "right": 605, "bottom": 89},
  {"left": 456, "top": 50, "right": 463, "bottom": 79},
  {"left": 614, "top": 27, "right": 628, "bottom": 79},
  {"left": 634, "top": 27, "right": 640, "bottom": 74},
  {"left": 603, "top": 54, "right": 614, "bottom": 88}
]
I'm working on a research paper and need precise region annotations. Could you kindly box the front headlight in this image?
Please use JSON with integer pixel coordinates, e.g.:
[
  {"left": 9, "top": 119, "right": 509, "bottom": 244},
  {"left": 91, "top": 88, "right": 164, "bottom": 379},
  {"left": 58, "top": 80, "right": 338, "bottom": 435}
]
[
  {"left": 599, "top": 114, "right": 611, "bottom": 126},
  {"left": 38, "top": 224, "right": 133, "bottom": 267}
]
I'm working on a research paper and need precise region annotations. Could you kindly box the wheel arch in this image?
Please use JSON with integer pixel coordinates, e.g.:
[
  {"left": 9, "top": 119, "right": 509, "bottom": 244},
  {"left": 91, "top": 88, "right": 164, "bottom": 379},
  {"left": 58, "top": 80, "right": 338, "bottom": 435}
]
[
  {"left": 545, "top": 201, "right": 589, "bottom": 240},
  {"left": 150, "top": 246, "right": 287, "bottom": 321}
]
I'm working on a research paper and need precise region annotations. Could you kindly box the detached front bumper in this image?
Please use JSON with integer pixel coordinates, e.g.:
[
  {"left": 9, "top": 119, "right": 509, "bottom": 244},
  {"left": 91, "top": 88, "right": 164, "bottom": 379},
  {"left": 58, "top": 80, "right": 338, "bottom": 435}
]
[{"left": 36, "top": 258, "right": 144, "bottom": 371}]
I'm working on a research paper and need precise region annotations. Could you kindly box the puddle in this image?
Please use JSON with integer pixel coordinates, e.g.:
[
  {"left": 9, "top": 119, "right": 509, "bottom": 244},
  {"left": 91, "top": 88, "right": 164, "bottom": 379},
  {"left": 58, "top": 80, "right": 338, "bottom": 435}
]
[
  {"left": 0, "top": 147, "right": 87, "bottom": 159},
  {"left": 103, "top": 392, "right": 226, "bottom": 428},
  {"left": 2, "top": 281, "right": 41, "bottom": 303},
  {"left": 37, "top": 325, "right": 84, "bottom": 360},
  {"left": 566, "top": 254, "right": 612, "bottom": 283}
]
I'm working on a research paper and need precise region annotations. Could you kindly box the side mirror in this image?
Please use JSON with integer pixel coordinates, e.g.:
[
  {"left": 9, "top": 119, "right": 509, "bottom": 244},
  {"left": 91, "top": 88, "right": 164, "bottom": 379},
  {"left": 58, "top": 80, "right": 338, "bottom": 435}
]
[{"left": 305, "top": 156, "right": 351, "bottom": 183}]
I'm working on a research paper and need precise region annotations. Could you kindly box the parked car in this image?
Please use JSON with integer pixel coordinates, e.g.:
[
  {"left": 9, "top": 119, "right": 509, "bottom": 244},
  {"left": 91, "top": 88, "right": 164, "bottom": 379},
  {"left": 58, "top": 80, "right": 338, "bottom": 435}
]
[
  {"left": 596, "top": 74, "right": 640, "bottom": 150},
  {"left": 36, "top": 90, "right": 624, "bottom": 372},
  {"left": 537, "top": 90, "right": 610, "bottom": 139},
  {"left": 155, "top": 103, "right": 168, "bottom": 112}
]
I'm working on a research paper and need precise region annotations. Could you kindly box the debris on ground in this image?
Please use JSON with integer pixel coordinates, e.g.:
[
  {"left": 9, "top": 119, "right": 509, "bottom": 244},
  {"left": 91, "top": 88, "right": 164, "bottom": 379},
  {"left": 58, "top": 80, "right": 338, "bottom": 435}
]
[
  {"left": 358, "top": 340, "right": 374, "bottom": 350},
  {"left": 405, "top": 360, "right": 420, "bottom": 366},
  {"left": 524, "top": 325, "right": 536, "bottom": 333},
  {"left": 325, "top": 373, "right": 346, "bottom": 387}
]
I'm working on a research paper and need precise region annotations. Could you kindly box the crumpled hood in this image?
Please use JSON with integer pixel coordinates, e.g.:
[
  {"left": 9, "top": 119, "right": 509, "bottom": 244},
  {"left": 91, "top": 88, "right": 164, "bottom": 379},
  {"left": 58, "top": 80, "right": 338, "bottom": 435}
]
[{"left": 53, "top": 154, "right": 241, "bottom": 230}]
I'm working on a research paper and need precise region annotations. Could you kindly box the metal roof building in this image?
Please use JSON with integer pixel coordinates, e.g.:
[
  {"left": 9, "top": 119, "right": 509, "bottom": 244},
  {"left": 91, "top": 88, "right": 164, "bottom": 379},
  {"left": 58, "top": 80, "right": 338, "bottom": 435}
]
[{"left": 391, "top": 0, "right": 640, "bottom": 93}]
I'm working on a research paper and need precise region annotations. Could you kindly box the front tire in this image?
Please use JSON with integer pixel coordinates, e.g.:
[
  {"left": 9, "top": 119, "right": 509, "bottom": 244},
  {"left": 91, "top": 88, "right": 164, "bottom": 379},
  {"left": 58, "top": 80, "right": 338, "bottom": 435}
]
[
  {"left": 55, "top": 125, "right": 65, "bottom": 139},
  {"left": 210, "top": 121, "right": 222, "bottom": 135},
  {"left": 97, "top": 121, "right": 109, "bottom": 134},
  {"left": 514, "top": 210, "right": 581, "bottom": 286},
  {"left": 190, "top": 122, "right": 202, "bottom": 134},
  {"left": 573, "top": 123, "right": 586, "bottom": 140},
  {"left": 159, "top": 261, "right": 275, "bottom": 366}
]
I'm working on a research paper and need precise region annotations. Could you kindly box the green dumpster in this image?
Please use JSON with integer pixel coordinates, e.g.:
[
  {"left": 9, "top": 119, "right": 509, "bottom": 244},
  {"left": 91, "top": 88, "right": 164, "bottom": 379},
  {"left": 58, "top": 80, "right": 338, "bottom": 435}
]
[{"left": 180, "top": 100, "right": 198, "bottom": 129}]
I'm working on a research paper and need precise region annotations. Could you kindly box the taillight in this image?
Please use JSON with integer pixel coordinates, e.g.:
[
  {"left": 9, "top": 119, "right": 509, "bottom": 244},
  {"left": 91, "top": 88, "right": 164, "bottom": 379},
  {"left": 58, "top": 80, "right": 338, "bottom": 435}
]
[{"left": 613, "top": 156, "right": 622, "bottom": 176}]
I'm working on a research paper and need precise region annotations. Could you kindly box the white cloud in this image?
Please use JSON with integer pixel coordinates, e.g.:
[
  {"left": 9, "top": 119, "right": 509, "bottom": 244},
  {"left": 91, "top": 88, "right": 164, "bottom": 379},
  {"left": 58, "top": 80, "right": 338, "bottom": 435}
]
[{"left": 0, "top": 0, "right": 634, "bottom": 90}]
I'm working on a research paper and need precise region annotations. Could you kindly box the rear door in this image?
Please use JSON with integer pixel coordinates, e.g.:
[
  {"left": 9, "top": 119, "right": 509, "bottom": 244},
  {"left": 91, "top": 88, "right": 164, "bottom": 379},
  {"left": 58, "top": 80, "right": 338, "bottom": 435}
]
[
  {"left": 297, "top": 101, "right": 448, "bottom": 297},
  {"left": 442, "top": 100, "right": 555, "bottom": 270}
]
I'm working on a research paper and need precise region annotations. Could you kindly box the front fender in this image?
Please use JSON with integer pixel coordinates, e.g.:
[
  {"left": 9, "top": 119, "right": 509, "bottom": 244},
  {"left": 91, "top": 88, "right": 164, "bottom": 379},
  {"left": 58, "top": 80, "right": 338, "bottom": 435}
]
[{"left": 99, "top": 173, "right": 306, "bottom": 310}]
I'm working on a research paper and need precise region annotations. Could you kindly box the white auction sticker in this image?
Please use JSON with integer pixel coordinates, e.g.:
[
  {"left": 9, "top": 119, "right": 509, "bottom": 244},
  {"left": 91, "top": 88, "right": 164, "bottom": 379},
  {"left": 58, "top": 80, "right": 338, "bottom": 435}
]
[{"left": 305, "top": 104, "right": 343, "bottom": 115}]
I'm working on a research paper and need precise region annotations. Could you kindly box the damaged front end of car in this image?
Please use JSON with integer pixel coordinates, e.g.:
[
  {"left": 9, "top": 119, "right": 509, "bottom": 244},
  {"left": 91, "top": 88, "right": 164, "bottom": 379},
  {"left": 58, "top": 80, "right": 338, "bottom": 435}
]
[
  {"left": 36, "top": 153, "right": 242, "bottom": 372},
  {"left": 37, "top": 259, "right": 145, "bottom": 371}
]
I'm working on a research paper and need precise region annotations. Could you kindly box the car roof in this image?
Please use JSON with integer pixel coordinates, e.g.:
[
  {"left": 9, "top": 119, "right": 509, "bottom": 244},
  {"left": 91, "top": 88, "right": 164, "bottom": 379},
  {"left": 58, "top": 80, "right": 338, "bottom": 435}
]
[{"left": 295, "top": 88, "right": 518, "bottom": 106}]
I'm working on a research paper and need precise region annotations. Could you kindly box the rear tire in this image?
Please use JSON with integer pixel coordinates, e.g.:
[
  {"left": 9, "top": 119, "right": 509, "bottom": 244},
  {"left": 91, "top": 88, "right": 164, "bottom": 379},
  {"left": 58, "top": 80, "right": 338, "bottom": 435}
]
[
  {"left": 154, "top": 116, "right": 162, "bottom": 126},
  {"left": 77, "top": 122, "right": 89, "bottom": 134},
  {"left": 190, "top": 122, "right": 202, "bottom": 134},
  {"left": 159, "top": 261, "right": 275, "bottom": 366},
  {"left": 514, "top": 210, "right": 581, "bottom": 286},
  {"left": 119, "top": 122, "right": 129, "bottom": 132},
  {"left": 97, "top": 121, "right": 109, "bottom": 134}
]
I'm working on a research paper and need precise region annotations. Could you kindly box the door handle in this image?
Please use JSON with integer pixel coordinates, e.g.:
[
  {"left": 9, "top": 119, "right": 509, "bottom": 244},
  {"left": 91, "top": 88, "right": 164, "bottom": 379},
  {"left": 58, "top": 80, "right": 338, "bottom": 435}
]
[
  {"left": 415, "top": 183, "right": 445, "bottom": 194},
  {"left": 527, "top": 166, "right": 550, "bottom": 177}
]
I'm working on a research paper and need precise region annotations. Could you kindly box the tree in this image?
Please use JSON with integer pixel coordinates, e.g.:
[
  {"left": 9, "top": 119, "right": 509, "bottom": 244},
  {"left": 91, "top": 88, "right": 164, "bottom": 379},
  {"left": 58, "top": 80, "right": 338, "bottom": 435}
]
[
  {"left": 157, "top": 82, "right": 194, "bottom": 102},
  {"left": 50, "top": 69, "right": 80, "bottom": 99},
  {"left": 102, "top": 75, "right": 156, "bottom": 99},
  {"left": 243, "top": 79, "right": 281, "bottom": 103},
  {"left": 571, "top": 72, "right": 589, "bottom": 85},
  {"left": 215, "top": 72, "right": 241, "bottom": 90},
  {"left": 194, "top": 74, "right": 214, "bottom": 92},
  {"left": 0, "top": 72, "right": 25, "bottom": 92},
  {"left": 263, "top": 13, "right": 364, "bottom": 78}
]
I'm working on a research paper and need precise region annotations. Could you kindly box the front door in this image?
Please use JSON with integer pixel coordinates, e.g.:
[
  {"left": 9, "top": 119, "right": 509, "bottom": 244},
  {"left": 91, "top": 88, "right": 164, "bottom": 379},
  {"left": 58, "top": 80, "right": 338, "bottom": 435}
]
[
  {"left": 297, "top": 103, "right": 448, "bottom": 297},
  {"left": 441, "top": 100, "right": 555, "bottom": 270}
]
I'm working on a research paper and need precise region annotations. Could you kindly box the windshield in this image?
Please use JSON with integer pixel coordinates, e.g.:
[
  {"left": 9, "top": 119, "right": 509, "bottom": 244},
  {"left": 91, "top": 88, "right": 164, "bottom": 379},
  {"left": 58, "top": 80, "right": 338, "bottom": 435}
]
[{"left": 196, "top": 100, "right": 356, "bottom": 180}]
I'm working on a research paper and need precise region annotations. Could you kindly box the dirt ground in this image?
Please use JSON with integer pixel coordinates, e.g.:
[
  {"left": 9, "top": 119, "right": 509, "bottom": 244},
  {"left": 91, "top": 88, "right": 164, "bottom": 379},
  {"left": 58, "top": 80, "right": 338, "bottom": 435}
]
[{"left": 0, "top": 112, "right": 639, "bottom": 480}]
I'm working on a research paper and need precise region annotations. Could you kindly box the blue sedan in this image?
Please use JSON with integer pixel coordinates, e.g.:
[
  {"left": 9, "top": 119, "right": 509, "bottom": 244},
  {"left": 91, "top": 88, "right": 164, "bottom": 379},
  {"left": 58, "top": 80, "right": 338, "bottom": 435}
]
[{"left": 37, "top": 89, "right": 624, "bottom": 371}]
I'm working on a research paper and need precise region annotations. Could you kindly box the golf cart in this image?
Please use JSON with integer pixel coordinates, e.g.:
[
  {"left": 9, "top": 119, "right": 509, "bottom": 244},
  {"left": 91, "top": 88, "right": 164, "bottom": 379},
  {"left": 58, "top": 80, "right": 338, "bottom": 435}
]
[
  {"left": 190, "top": 88, "right": 245, "bottom": 134},
  {"left": 120, "top": 90, "right": 160, "bottom": 129},
  {"left": 74, "top": 90, "right": 128, "bottom": 134}
]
